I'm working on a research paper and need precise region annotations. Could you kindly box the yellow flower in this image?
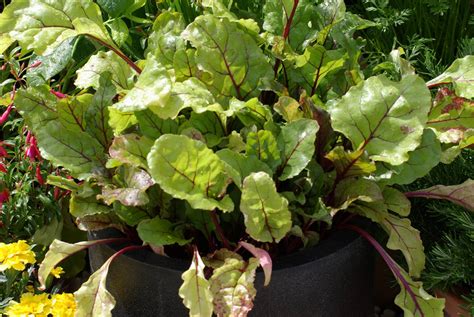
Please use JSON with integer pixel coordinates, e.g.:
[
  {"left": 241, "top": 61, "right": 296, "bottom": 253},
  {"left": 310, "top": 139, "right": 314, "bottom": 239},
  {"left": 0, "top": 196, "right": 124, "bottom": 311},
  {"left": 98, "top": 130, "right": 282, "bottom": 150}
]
[
  {"left": 51, "top": 293, "right": 76, "bottom": 317},
  {"left": 4, "top": 293, "right": 51, "bottom": 317},
  {"left": 50, "top": 266, "right": 64, "bottom": 278},
  {"left": 0, "top": 240, "right": 36, "bottom": 271}
]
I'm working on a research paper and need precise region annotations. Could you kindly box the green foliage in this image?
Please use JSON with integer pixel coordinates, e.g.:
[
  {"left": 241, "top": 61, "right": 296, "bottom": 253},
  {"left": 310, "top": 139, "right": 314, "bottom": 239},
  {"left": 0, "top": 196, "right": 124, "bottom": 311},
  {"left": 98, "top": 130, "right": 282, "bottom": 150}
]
[{"left": 2, "top": 0, "right": 473, "bottom": 315}]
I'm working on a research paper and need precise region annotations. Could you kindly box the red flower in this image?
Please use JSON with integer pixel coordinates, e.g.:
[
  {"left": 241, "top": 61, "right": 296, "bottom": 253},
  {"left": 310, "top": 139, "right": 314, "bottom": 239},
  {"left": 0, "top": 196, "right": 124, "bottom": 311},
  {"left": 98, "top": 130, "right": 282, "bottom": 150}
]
[
  {"left": 35, "top": 165, "right": 45, "bottom": 185},
  {"left": 50, "top": 89, "right": 67, "bottom": 99},
  {"left": 0, "top": 104, "right": 13, "bottom": 125},
  {"left": 0, "top": 163, "right": 6, "bottom": 173},
  {"left": 0, "top": 189, "right": 9, "bottom": 203},
  {"left": 0, "top": 146, "right": 8, "bottom": 158}
]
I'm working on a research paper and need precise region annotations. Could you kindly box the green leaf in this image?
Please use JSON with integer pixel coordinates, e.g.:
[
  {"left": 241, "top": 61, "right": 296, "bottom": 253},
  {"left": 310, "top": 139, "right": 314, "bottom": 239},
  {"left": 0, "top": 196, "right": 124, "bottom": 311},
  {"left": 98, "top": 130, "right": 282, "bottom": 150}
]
[
  {"left": 182, "top": 15, "right": 273, "bottom": 102},
  {"left": 294, "top": 45, "right": 346, "bottom": 95},
  {"left": 233, "top": 98, "right": 273, "bottom": 129},
  {"left": 107, "top": 18, "right": 129, "bottom": 47},
  {"left": 209, "top": 257, "right": 258, "bottom": 317},
  {"left": 75, "top": 51, "right": 135, "bottom": 92},
  {"left": 147, "top": 135, "right": 234, "bottom": 211},
  {"left": 114, "top": 204, "right": 149, "bottom": 226},
  {"left": 113, "top": 55, "right": 172, "bottom": 114},
  {"left": 0, "top": 0, "right": 115, "bottom": 55},
  {"left": 108, "top": 107, "right": 138, "bottom": 135},
  {"left": 376, "top": 129, "right": 441, "bottom": 185},
  {"left": 240, "top": 172, "right": 292, "bottom": 242},
  {"left": 15, "top": 86, "right": 58, "bottom": 132},
  {"left": 328, "top": 75, "right": 431, "bottom": 166},
  {"left": 216, "top": 149, "right": 273, "bottom": 188},
  {"left": 394, "top": 266, "right": 445, "bottom": 317},
  {"left": 74, "top": 253, "right": 116, "bottom": 317},
  {"left": 107, "top": 134, "right": 154, "bottom": 169},
  {"left": 278, "top": 119, "right": 319, "bottom": 180},
  {"left": 26, "top": 38, "right": 76, "bottom": 86},
  {"left": 147, "top": 11, "right": 186, "bottom": 68},
  {"left": 263, "top": 0, "right": 320, "bottom": 51},
  {"left": 37, "top": 120, "right": 106, "bottom": 179},
  {"left": 32, "top": 216, "right": 63, "bottom": 246},
  {"left": 38, "top": 239, "right": 100, "bottom": 289},
  {"left": 173, "top": 48, "right": 198, "bottom": 81},
  {"left": 274, "top": 96, "right": 304, "bottom": 122},
  {"left": 406, "top": 179, "right": 474, "bottom": 212},
  {"left": 326, "top": 146, "right": 376, "bottom": 179},
  {"left": 136, "top": 109, "right": 179, "bottom": 139},
  {"left": 187, "top": 111, "right": 226, "bottom": 147},
  {"left": 382, "top": 187, "right": 411, "bottom": 217},
  {"left": 333, "top": 178, "right": 384, "bottom": 213},
  {"left": 179, "top": 250, "right": 214, "bottom": 317},
  {"left": 85, "top": 73, "right": 115, "bottom": 150},
  {"left": 427, "top": 55, "right": 474, "bottom": 99},
  {"left": 97, "top": 0, "right": 134, "bottom": 18},
  {"left": 0, "top": 33, "right": 14, "bottom": 54},
  {"left": 70, "top": 195, "right": 112, "bottom": 218},
  {"left": 246, "top": 130, "right": 281, "bottom": 171},
  {"left": 137, "top": 217, "right": 191, "bottom": 246}
]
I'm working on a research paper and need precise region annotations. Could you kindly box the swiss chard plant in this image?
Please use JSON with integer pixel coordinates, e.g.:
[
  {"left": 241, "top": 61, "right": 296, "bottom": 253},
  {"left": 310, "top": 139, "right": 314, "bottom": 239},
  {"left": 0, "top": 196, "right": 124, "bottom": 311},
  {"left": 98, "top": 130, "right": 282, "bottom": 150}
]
[{"left": 1, "top": 0, "right": 473, "bottom": 316}]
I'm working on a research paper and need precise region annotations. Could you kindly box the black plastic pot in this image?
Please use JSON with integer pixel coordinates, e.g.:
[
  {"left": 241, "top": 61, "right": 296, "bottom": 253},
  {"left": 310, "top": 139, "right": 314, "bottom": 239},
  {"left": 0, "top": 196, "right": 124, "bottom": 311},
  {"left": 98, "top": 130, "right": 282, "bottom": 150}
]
[{"left": 88, "top": 228, "right": 374, "bottom": 317}]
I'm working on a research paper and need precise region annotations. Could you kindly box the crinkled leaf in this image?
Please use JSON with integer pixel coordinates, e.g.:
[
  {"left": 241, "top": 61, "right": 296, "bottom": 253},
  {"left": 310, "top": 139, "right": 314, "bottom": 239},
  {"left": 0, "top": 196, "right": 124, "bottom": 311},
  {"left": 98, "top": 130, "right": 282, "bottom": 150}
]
[
  {"left": 136, "top": 109, "right": 179, "bottom": 139},
  {"left": 427, "top": 55, "right": 474, "bottom": 99},
  {"left": 97, "top": 0, "right": 133, "bottom": 18},
  {"left": 15, "top": 86, "right": 58, "bottom": 132},
  {"left": 274, "top": 96, "right": 304, "bottom": 122},
  {"left": 147, "top": 135, "right": 234, "bottom": 211},
  {"left": 240, "top": 172, "right": 292, "bottom": 242},
  {"left": 278, "top": 118, "right": 319, "bottom": 180},
  {"left": 107, "top": 134, "right": 154, "bottom": 169},
  {"left": 138, "top": 216, "right": 191, "bottom": 246},
  {"left": 210, "top": 257, "right": 258, "bottom": 317},
  {"left": 406, "top": 179, "right": 474, "bottom": 212},
  {"left": 239, "top": 241, "right": 272, "bottom": 286},
  {"left": 246, "top": 130, "right": 281, "bottom": 171},
  {"left": 326, "top": 146, "right": 376, "bottom": 179},
  {"left": 173, "top": 48, "right": 198, "bottom": 81},
  {"left": 294, "top": 45, "right": 346, "bottom": 95},
  {"left": 376, "top": 129, "right": 441, "bottom": 186},
  {"left": 394, "top": 266, "right": 445, "bottom": 317},
  {"left": 38, "top": 239, "right": 101, "bottom": 289},
  {"left": 233, "top": 98, "right": 273, "bottom": 129},
  {"left": 75, "top": 51, "right": 134, "bottom": 92},
  {"left": 179, "top": 250, "right": 214, "bottom": 317},
  {"left": 0, "top": 0, "right": 115, "bottom": 55},
  {"left": 147, "top": 11, "right": 186, "bottom": 68},
  {"left": 328, "top": 75, "right": 431, "bottom": 166},
  {"left": 182, "top": 15, "right": 273, "bottom": 102},
  {"left": 74, "top": 253, "right": 116, "bottom": 317},
  {"left": 216, "top": 149, "right": 272, "bottom": 188},
  {"left": 113, "top": 55, "right": 172, "bottom": 113},
  {"left": 84, "top": 73, "right": 115, "bottom": 150},
  {"left": 26, "top": 38, "right": 76, "bottom": 86}
]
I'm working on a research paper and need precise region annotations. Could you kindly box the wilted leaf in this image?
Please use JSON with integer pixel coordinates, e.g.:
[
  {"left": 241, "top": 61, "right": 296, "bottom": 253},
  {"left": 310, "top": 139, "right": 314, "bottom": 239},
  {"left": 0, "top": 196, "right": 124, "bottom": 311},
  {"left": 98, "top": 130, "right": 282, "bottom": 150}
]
[
  {"left": 107, "top": 134, "right": 154, "bottom": 169},
  {"left": 239, "top": 241, "right": 273, "bottom": 287}
]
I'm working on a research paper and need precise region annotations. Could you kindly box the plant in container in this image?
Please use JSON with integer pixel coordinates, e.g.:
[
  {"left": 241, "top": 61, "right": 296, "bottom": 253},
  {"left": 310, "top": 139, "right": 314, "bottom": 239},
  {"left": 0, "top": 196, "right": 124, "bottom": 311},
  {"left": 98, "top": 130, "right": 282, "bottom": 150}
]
[{"left": 0, "top": 0, "right": 473, "bottom": 316}]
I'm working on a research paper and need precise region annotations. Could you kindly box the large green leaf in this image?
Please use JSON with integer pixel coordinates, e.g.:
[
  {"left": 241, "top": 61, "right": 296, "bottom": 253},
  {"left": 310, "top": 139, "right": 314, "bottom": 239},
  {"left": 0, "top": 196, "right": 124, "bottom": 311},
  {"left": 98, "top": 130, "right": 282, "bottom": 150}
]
[
  {"left": 137, "top": 216, "right": 191, "bottom": 246},
  {"left": 240, "top": 172, "right": 292, "bottom": 243},
  {"left": 70, "top": 195, "right": 112, "bottom": 218},
  {"left": 146, "top": 11, "right": 186, "bottom": 69},
  {"left": 294, "top": 45, "right": 346, "bottom": 95},
  {"left": 406, "top": 179, "right": 474, "bottom": 212},
  {"left": 74, "top": 253, "right": 116, "bottom": 317},
  {"left": 26, "top": 38, "right": 76, "bottom": 86},
  {"left": 246, "top": 130, "right": 281, "bottom": 171},
  {"left": 113, "top": 55, "right": 172, "bottom": 114},
  {"left": 328, "top": 75, "right": 431, "bottom": 166},
  {"left": 38, "top": 239, "right": 100, "bottom": 289},
  {"left": 147, "top": 135, "right": 234, "bottom": 211},
  {"left": 182, "top": 15, "right": 273, "bottom": 102},
  {"left": 75, "top": 51, "right": 134, "bottom": 92},
  {"left": 376, "top": 129, "right": 441, "bottom": 186},
  {"left": 179, "top": 250, "right": 214, "bottom": 317},
  {"left": 274, "top": 96, "right": 304, "bottom": 122},
  {"left": 277, "top": 119, "right": 319, "bottom": 180},
  {"left": 15, "top": 86, "right": 58, "bottom": 132},
  {"left": 326, "top": 146, "right": 376, "bottom": 179},
  {"left": 37, "top": 120, "right": 106, "bottom": 179},
  {"left": 216, "top": 149, "right": 272, "bottom": 188},
  {"left": 108, "top": 107, "right": 137, "bottom": 135},
  {"left": 136, "top": 109, "right": 179, "bottom": 140},
  {"left": 427, "top": 55, "right": 474, "bottom": 99},
  {"left": 233, "top": 98, "right": 273, "bottom": 129},
  {"left": 85, "top": 73, "right": 115, "bottom": 150},
  {"left": 209, "top": 257, "right": 258, "bottom": 317},
  {"left": 0, "top": 0, "right": 115, "bottom": 55}
]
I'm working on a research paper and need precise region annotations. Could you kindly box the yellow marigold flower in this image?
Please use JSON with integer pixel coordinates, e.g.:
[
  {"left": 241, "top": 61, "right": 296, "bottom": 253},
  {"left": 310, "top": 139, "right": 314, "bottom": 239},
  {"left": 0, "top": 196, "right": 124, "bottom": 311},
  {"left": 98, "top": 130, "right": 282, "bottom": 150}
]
[
  {"left": 50, "top": 266, "right": 64, "bottom": 278},
  {"left": 0, "top": 240, "right": 36, "bottom": 271},
  {"left": 4, "top": 293, "right": 51, "bottom": 317},
  {"left": 51, "top": 293, "right": 76, "bottom": 317}
]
